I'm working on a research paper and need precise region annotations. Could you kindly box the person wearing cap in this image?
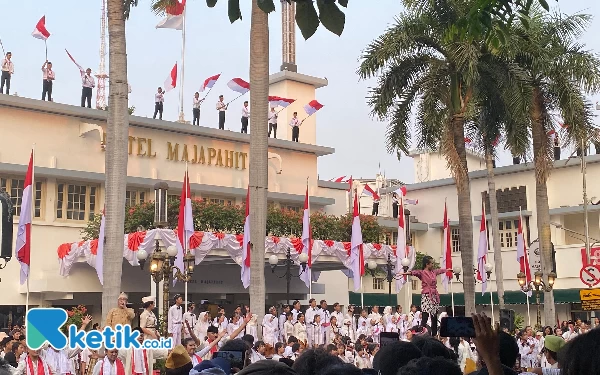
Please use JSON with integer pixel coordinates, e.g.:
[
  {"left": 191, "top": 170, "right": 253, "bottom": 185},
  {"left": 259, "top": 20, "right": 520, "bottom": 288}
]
[
  {"left": 140, "top": 296, "right": 158, "bottom": 341},
  {"left": 183, "top": 303, "right": 197, "bottom": 341},
  {"left": 529, "top": 335, "right": 564, "bottom": 375},
  {"left": 169, "top": 295, "right": 184, "bottom": 346},
  {"left": 105, "top": 293, "right": 135, "bottom": 330}
]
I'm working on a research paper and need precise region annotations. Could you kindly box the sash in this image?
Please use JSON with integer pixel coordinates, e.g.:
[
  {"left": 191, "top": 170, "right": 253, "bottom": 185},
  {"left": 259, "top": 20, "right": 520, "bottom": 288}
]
[
  {"left": 193, "top": 354, "right": 202, "bottom": 365},
  {"left": 98, "top": 358, "right": 125, "bottom": 375},
  {"left": 131, "top": 349, "right": 149, "bottom": 375},
  {"left": 27, "top": 357, "right": 48, "bottom": 375}
]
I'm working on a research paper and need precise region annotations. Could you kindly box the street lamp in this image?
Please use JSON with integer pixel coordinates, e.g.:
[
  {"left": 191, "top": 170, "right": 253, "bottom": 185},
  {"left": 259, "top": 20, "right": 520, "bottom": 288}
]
[
  {"left": 268, "top": 248, "right": 309, "bottom": 305},
  {"left": 517, "top": 270, "right": 556, "bottom": 327},
  {"left": 453, "top": 263, "right": 493, "bottom": 282},
  {"left": 137, "top": 182, "right": 196, "bottom": 331},
  {"left": 366, "top": 255, "right": 405, "bottom": 306}
]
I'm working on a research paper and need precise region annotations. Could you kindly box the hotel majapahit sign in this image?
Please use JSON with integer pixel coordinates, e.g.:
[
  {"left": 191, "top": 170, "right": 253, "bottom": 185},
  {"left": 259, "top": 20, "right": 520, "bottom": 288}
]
[{"left": 102, "top": 134, "right": 248, "bottom": 170}]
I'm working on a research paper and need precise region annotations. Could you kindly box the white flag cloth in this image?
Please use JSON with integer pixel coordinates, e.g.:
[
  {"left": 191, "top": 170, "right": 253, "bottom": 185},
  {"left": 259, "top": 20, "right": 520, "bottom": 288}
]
[
  {"left": 516, "top": 213, "right": 532, "bottom": 297},
  {"left": 350, "top": 194, "right": 364, "bottom": 292},
  {"left": 32, "top": 16, "right": 50, "bottom": 40},
  {"left": 156, "top": 0, "right": 186, "bottom": 30},
  {"left": 15, "top": 151, "right": 33, "bottom": 285},
  {"left": 174, "top": 171, "right": 193, "bottom": 286},
  {"left": 241, "top": 188, "right": 251, "bottom": 288},
  {"left": 395, "top": 197, "right": 408, "bottom": 291},
  {"left": 300, "top": 187, "right": 312, "bottom": 288},
  {"left": 96, "top": 208, "right": 106, "bottom": 285},
  {"left": 477, "top": 203, "right": 488, "bottom": 295}
]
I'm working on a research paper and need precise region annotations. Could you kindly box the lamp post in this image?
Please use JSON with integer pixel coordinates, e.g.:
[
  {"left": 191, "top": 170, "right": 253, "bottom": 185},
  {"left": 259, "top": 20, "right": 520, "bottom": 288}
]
[
  {"left": 268, "top": 248, "right": 309, "bottom": 305},
  {"left": 137, "top": 182, "right": 196, "bottom": 333},
  {"left": 0, "top": 190, "right": 13, "bottom": 283},
  {"left": 518, "top": 270, "right": 556, "bottom": 327},
  {"left": 365, "top": 255, "right": 410, "bottom": 306},
  {"left": 453, "top": 263, "right": 494, "bottom": 321}
]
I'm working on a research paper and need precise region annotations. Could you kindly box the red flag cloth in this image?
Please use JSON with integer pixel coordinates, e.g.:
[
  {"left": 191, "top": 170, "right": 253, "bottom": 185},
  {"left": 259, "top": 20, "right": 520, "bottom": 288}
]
[
  {"left": 441, "top": 202, "right": 453, "bottom": 292},
  {"left": 303, "top": 100, "right": 323, "bottom": 115},
  {"left": 164, "top": 63, "right": 177, "bottom": 92},
  {"left": 227, "top": 78, "right": 250, "bottom": 94},
  {"left": 201, "top": 74, "right": 221, "bottom": 92},
  {"left": 156, "top": 0, "right": 186, "bottom": 29},
  {"left": 16, "top": 151, "right": 33, "bottom": 285},
  {"left": 65, "top": 49, "right": 84, "bottom": 72},
  {"left": 477, "top": 202, "right": 488, "bottom": 295},
  {"left": 361, "top": 184, "right": 380, "bottom": 200},
  {"left": 32, "top": 16, "right": 50, "bottom": 40},
  {"left": 241, "top": 187, "right": 251, "bottom": 288}
]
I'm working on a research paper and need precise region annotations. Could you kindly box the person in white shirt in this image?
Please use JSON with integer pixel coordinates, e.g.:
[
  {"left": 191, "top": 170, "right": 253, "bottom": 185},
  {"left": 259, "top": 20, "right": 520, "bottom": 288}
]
[
  {"left": 153, "top": 87, "right": 164, "bottom": 120},
  {"left": 192, "top": 92, "right": 203, "bottom": 125},
  {"left": 250, "top": 342, "right": 266, "bottom": 364},
  {"left": 278, "top": 305, "right": 290, "bottom": 342},
  {"left": 271, "top": 343, "right": 285, "bottom": 361},
  {"left": 357, "top": 309, "right": 370, "bottom": 337},
  {"left": 241, "top": 101, "right": 250, "bottom": 133},
  {"left": 90, "top": 349, "right": 123, "bottom": 375},
  {"left": 293, "top": 313, "right": 308, "bottom": 346},
  {"left": 1, "top": 52, "right": 14, "bottom": 95},
  {"left": 185, "top": 314, "right": 251, "bottom": 361},
  {"left": 182, "top": 302, "right": 196, "bottom": 340},
  {"left": 168, "top": 294, "right": 184, "bottom": 345},
  {"left": 318, "top": 300, "right": 331, "bottom": 344},
  {"left": 12, "top": 347, "right": 52, "bottom": 375},
  {"left": 81, "top": 68, "right": 95, "bottom": 108},
  {"left": 562, "top": 322, "right": 578, "bottom": 341},
  {"left": 41, "top": 60, "right": 55, "bottom": 101},
  {"left": 330, "top": 303, "right": 344, "bottom": 331},
  {"left": 216, "top": 95, "right": 227, "bottom": 129},
  {"left": 368, "top": 306, "right": 382, "bottom": 344},
  {"left": 183, "top": 334, "right": 226, "bottom": 367},
  {"left": 262, "top": 308, "right": 279, "bottom": 346},
  {"left": 291, "top": 301, "right": 301, "bottom": 324},
  {"left": 283, "top": 313, "right": 295, "bottom": 343},
  {"left": 267, "top": 107, "right": 278, "bottom": 138},
  {"left": 289, "top": 112, "right": 303, "bottom": 142},
  {"left": 120, "top": 327, "right": 168, "bottom": 375}
]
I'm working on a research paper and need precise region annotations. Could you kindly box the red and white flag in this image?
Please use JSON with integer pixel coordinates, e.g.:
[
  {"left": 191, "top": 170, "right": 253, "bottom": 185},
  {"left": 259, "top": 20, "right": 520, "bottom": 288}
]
[
  {"left": 300, "top": 185, "right": 312, "bottom": 288},
  {"left": 350, "top": 194, "right": 364, "bottom": 292},
  {"left": 330, "top": 176, "right": 346, "bottom": 183},
  {"left": 96, "top": 207, "right": 106, "bottom": 285},
  {"left": 303, "top": 100, "right": 323, "bottom": 116},
  {"left": 227, "top": 78, "right": 250, "bottom": 95},
  {"left": 164, "top": 63, "right": 177, "bottom": 92},
  {"left": 156, "top": 0, "right": 186, "bottom": 30},
  {"left": 441, "top": 202, "right": 453, "bottom": 292},
  {"left": 361, "top": 184, "right": 380, "bottom": 200},
  {"left": 32, "top": 16, "right": 50, "bottom": 40},
  {"left": 477, "top": 202, "right": 488, "bottom": 295},
  {"left": 347, "top": 176, "right": 353, "bottom": 192},
  {"left": 395, "top": 197, "right": 408, "bottom": 291},
  {"left": 516, "top": 213, "right": 532, "bottom": 296},
  {"left": 241, "top": 187, "right": 251, "bottom": 288},
  {"left": 65, "top": 49, "right": 84, "bottom": 72},
  {"left": 200, "top": 74, "right": 220, "bottom": 92},
  {"left": 269, "top": 96, "right": 296, "bottom": 108},
  {"left": 404, "top": 198, "right": 419, "bottom": 205},
  {"left": 174, "top": 170, "right": 194, "bottom": 286},
  {"left": 16, "top": 151, "right": 33, "bottom": 285}
]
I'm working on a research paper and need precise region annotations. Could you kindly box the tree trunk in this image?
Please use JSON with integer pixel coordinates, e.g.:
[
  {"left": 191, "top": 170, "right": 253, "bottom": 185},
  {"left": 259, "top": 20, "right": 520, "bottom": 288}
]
[
  {"left": 486, "top": 149, "right": 505, "bottom": 309},
  {"left": 103, "top": 0, "right": 129, "bottom": 323},
  {"left": 531, "top": 87, "right": 555, "bottom": 326},
  {"left": 451, "top": 115, "right": 476, "bottom": 315},
  {"left": 248, "top": 0, "right": 268, "bottom": 339}
]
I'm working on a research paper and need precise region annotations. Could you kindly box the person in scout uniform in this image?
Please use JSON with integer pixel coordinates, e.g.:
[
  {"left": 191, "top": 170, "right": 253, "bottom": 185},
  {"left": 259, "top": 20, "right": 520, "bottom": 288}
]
[
  {"left": 105, "top": 293, "right": 135, "bottom": 329},
  {"left": 139, "top": 296, "right": 159, "bottom": 341}
]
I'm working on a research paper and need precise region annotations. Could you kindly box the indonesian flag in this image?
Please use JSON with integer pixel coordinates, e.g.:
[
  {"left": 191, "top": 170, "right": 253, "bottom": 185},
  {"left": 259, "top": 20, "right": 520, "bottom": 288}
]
[
  {"left": 395, "top": 197, "right": 408, "bottom": 291},
  {"left": 16, "top": 151, "right": 33, "bottom": 285},
  {"left": 32, "top": 16, "right": 50, "bottom": 40},
  {"left": 303, "top": 100, "right": 324, "bottom": 116},
  {"left": 241, "top": 187, "right": 251, "bottom": 288},
  {"left": 174, "top": 171, "right": 193, "bottom": 286},
  {"left": 404, "top": 198, "right": 419, "bottom": 205},
  {"left": 156, "top": 0, "right": 186, "bottom": 30},
  {"left": 200, "top": 74, "right": 220, "bottom": 92},
  {"left": 361, "top": 184, "right": 380, "bottom": 200},
  {"left": 300, "top": 186, "right": 312, "bottom": 288},
  {"left": 330, "top": 176, "right": 346, "bottom": 183},
  {"left": 441, "top": 202, "right": 453, "bottom": 292},
  {"left": 227, "top": 78, "right": 250, "bottom": 95},
  {"left": 350, "top": 194, "right": 364, "bottom": 292},
  {"left": 269, "top": 96, "right": 296, "bottom": 108},
  {"left": 516, "top": 213, "right": 532, "bottom": 296},
  {"left": 65, "top": 49, "right": 83, "bottom": 72},
  {"left": 96, "top": 207, "right": 106, "bottom": 285},
  {"left": 347, "top": 176, "right": 353, "bottom": 192},
  {"left": 164, "top": 63, "right": 177, "bottom": 92},
  {"left": 477, "top": 202, "right": 488, "bottom": 295}
]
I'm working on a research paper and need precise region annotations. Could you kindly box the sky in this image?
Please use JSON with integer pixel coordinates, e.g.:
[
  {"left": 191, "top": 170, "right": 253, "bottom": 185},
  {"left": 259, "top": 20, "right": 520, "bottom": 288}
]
[{"left": 2, "top": 0, "right": 599, "bottom": 184}]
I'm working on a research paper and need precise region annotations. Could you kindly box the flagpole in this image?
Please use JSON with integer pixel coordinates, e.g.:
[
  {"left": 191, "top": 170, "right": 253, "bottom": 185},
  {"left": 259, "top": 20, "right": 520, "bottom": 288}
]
[
  {"left": 309, "top": 280, "right": 312, "bottom": 301},
  {"left": 450, "top": 278, "right": 455, "bottom": 316},
  {"left": 274, "top": 107, "right": 288, "bottom": 116},
  {"left": 490, "top": 290, "right": 495, "bottom": 325},
  {"left": 225, "top": 92, "right": 247, "bottom": 107},
  {"left": 184, "top": 162, "right": 188, "bottom": 308},
  {"left": 178, "top": 5, "right": 187, "bottom": 123},
  {"left": 27, "top": 144, "right": 35, "bottom": 315},
  {"left": 300, "top": 111, "right": 317, "bottom": 123},
  {"left": 0, "top": 38, "right": 5, "bottom": 57},
  {"left": 360, "top": 276, "right": 364, "bottom": 310},
  {"left": 526, "top": 294, "right": 531, "bottom": 326}
]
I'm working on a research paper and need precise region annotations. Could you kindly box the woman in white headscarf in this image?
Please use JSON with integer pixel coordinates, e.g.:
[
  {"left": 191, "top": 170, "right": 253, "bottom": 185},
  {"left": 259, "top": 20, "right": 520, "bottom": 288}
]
[
  {"left": 262, "top": 313, "right": 278, "bottom": 346},
  {"left": 397, "top": 314, "right": 409, "bottom": 340},
  {"left": 193, "top": 312, "right": 211, "bottom": 341},
  {"left": 383, "top": 306, "right": 396, "bottom": 333}
]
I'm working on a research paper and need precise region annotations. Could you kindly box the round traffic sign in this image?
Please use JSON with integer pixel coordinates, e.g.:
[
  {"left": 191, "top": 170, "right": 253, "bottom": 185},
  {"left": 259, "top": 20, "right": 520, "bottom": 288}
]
[{"left": 580, "top": 265, "right": 600, "bottom": 287}]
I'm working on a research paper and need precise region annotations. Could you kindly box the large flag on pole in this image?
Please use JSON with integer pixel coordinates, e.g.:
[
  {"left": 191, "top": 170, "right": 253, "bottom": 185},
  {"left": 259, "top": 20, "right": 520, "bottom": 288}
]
[
  {"left": 300, "top": 185, "right": 312, "bottom": 288},
  {"left": 477, "top": 202, "right": 488, "bottom": 295},
  {"left": 227, "top": 78, "right": 250, "bottom": 95},
  {"left": 164, "top": 63, "right": 178, "bottom": 92},
  {"left": 32, "top": 16, "right": 50, "bottom": 40},
  {"left": 361, "top": 185, "right": 380, "bottom": 200},
  {"left": 96, "top": 207, "right": 106, "bottom": 285},
  {"left": 441, "top": 202, "right": 453, "bottom": 292},
  {"left": 156, "top": 0, "right": 186, "bottom": 30},
  {"left": 350, "top": 194, "right": 364, "bottom": 291},
  {"left": 174, "top": 171, "right": 193, "bottom": 286},
  {"left": 516, "top": 213, "right": 532, "bottom": 296},
  {"left": 200, "top": 74, "right": 221, "bottom": 92},
  {"left": 303, "top": 100, "right": 324, "bottom": 116},
  {"left": 395, "top": 196, "right": 408, "bottom": 291},
  {"left": 241, "top": 188, "right": 251, "bottom": 288},
  {"left": 16, "top": 151, "right": 33, "bottom": 285}
]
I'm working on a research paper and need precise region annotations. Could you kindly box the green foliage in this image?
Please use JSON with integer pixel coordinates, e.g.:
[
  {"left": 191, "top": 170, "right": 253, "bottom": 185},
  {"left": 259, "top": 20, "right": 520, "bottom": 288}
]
[
  {"left": 514, "top": 312, "right": 525, "bottom": 330},
  {"left": 101, "top": 105, "right": 136, "bottom": 115},
  {"left": 61, "top": 305, "right": 88, "bottom": 335},
  {"left": 154, "top": 359, "right": 166, "bottom": 375},
  {"left": 82, "top": 200, "right": 386, "bottom": 244},
  {"left": 151, "top": 0, "right": 347, "bottom": 40}
]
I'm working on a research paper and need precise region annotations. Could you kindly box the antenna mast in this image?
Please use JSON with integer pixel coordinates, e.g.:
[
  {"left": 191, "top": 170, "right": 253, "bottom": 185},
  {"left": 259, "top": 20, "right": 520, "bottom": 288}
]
[
  {"left": 280, "top": 0, "right": 297, "bottom": 72},
  {"left": 96, "top": 0, "right": 108, "bottom": 109}
]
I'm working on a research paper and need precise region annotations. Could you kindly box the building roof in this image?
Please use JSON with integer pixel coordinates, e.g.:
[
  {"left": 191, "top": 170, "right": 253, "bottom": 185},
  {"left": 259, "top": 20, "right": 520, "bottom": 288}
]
[{"left": 0, "top": 94, "right": 335, "bottom": 157}]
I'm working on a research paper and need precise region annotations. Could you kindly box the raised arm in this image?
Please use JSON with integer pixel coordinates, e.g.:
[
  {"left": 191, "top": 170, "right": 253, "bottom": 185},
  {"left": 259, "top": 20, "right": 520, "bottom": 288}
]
[{"left": 185, "top": 320, "right": 201, "bottom": 346}]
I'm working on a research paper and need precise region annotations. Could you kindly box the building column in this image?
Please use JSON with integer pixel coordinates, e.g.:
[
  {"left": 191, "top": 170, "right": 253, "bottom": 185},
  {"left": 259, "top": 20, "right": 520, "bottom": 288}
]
[{"left": 549, "top": 215, "right": 566, "bottom": 245}]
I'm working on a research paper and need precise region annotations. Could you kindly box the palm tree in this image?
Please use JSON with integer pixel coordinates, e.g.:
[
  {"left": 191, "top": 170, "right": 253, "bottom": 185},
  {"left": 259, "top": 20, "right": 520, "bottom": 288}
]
[
  {"left": 358, "top": 1, "right": 488, "bottom": 314},
  {"left": 103, "top": 0, "right": 132, "bottom": 322},
  {"left": 503, "top": 11, "right": 600, "bottom": 324}
]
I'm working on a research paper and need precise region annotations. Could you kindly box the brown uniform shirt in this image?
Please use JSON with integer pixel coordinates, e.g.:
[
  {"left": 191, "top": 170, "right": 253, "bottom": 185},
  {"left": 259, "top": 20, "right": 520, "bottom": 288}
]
[{"left": 105, "top": 307, "right": 135, "bottom": 329}]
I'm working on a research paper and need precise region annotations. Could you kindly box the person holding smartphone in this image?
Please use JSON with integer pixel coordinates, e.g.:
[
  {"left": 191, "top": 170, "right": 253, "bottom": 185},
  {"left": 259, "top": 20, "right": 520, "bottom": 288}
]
[{"left": 398, "top": 255, "right": 452, "bottom": 337}]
